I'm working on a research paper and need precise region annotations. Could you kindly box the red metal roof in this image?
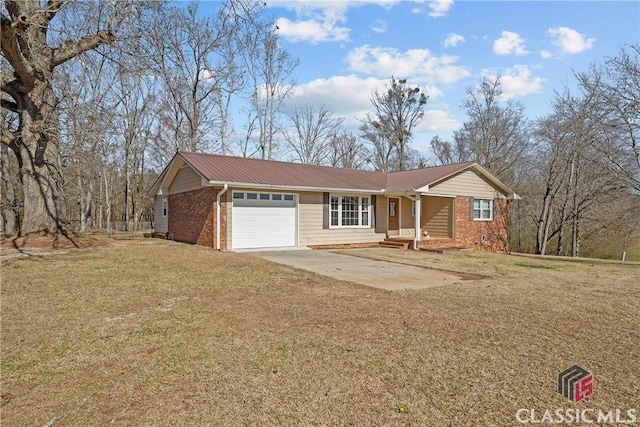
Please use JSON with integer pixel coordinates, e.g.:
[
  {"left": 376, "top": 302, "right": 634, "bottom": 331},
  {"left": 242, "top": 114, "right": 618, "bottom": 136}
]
[
  {"left": 153, "top": 152, "right": 511, "bottom": 196},
  {"left": 385, "top": 162, "right": 477, "bottom": 192},
  {"left": 179, "top": 151, "right": 387, "bottom": 191}
]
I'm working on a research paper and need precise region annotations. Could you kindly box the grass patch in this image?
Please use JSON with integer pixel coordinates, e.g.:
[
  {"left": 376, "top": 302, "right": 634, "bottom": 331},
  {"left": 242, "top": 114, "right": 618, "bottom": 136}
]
[
  {"left": 514, "top": 262, "right": 556, "bottom": 269},
  {"left": 1, "top": 241, "right": 639, "bottom": 426}
]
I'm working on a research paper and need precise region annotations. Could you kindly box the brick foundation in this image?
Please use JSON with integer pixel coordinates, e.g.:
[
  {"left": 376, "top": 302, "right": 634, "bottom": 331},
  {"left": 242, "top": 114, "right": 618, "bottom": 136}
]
[{"left": 168, "top": 187, "right": 227, "bottom": 249}]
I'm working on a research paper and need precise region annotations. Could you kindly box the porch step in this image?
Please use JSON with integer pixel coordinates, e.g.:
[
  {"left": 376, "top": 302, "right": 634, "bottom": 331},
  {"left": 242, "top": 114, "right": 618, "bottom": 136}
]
[{"left": 379, "top": 239, "right": 410, "bottom": 250}]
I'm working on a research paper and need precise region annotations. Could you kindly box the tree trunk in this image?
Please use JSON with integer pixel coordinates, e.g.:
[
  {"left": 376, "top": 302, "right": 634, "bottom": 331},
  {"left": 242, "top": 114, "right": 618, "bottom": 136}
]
[
  {"left": 536, "top": 185, "right": 554, "bottom": 255},
  {"left": 84, "top": 177, "right": 94, "bottom": 231},
  {"left": 105, "top": 172, "right": 112, "bottom": 235},
  {"left": 15, "top": 83, "right": 68, "bottom": 238},
  {"left": 0, "top": 146, "right": 17, "bottom": 236}
]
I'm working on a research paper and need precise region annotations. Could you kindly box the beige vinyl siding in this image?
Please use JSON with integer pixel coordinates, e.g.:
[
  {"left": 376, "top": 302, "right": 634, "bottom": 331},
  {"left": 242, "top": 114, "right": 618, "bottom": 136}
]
[
  {"left": 170, "top": 166, "right": 202, "bottom": 194},
  {"left": 298, "top": 192, "right": 385, "bottom": 246},
  {"left": 399, "top": 197, "right": 415, "bottom": 236},
  {"left": 422, "top": 196, "right": 452, "bottom": 238},
  {"left": 375, "top": 195, "right": 388, "bottom": 235},
  {"left": 154, "top": 197, "right": 168, "bottom": 233},
  {"left": 428, "top": 170, "right": 506, "bottom": 198}
]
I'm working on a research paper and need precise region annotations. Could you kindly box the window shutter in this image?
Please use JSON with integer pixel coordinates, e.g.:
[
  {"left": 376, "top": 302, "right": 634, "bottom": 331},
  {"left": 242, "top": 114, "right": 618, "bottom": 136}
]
[
  {"left": 493, "top": 198, "right": 499, "bottom": 221},
  {"left": 469, "top": 197, "right": 475, "bottom": 220},
  {"left": 371, "top": 195, "right": 376, "bottom": 228},
  {"left": 323, "top": 192, "right": 329, "bottom": 229}
]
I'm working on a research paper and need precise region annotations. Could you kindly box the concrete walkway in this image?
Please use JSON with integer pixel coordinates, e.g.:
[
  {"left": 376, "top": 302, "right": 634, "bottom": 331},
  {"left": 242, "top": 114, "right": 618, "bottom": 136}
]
[{"left": 249, "top": 249, "right": 465, "bottom": 291}]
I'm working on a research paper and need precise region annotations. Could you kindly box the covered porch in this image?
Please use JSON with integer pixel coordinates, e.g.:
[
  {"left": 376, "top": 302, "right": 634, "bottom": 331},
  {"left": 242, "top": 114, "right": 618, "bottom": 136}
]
[{"left": 382, "top": 193, "right": 457, "bottom": 250}]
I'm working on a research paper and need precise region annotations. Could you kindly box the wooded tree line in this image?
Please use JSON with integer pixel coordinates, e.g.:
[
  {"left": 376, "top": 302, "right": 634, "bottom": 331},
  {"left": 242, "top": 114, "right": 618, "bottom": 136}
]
[
  {"left": 430, "top": 47, "right": 640, "bottom": 259},
  {"left": 1, "top": 1, "right": 638, "bottom": 259}
]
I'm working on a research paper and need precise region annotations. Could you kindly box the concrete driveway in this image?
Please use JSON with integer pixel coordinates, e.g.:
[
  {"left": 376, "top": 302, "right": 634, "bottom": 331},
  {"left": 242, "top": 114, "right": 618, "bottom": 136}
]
[{"left": 249, "top": 249, "right": 466, "bottom": 291}]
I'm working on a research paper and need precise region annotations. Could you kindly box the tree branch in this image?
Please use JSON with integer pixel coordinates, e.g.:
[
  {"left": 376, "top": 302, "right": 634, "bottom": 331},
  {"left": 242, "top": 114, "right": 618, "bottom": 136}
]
[
  {"left": 51, "top": 30, "right": 116, "bottom": 68},
  {"left": 1, "top": 13, "right": 36, "bottom": 87},
  {"left": 1, "top": 76, "right": 26, "bottom": 102},
  {"left": 0, "top": 119, "right": 19, "bottom": 153},
  {"left": 1, "top": 99, "right": 19, "bottom": 112},
  {"left": 41, "top": 0, "right": 68, "bottom": 25}
]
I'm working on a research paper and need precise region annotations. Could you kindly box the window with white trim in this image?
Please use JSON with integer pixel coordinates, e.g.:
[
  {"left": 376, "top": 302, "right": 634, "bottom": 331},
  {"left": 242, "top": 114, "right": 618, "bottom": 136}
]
[
  {"left": 162, "top": 199, "right": 168, "bottom": 217},
  {"left": 473, "top": 198, "right": 493, "bottom": 220},
  {"left": 330, "top": 195, "right": 370, "bottom": 227}
]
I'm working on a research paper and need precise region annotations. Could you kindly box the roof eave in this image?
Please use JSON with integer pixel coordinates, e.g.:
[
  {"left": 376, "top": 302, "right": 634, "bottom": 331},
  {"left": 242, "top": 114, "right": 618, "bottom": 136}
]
[{"left": 145, "top": 152, "right": 181, "bottom": 199}]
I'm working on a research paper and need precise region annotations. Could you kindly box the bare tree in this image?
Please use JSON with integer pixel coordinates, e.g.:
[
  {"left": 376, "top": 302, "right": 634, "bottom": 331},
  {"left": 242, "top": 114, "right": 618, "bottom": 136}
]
[
  {"left": 359, "top": 115, "right": 396, "bottom": 172},
  {"left": 283, "top": 104, "right": 344, "bottom": 165},
  {"left": 577, "top": 44, "right": 640, "bottom": 193},
  {"left": 56, "top": 46, "right": 120, "bottom": 233},
  {"left": 453, "top": 76, "right": 532, "bottom": 185},
  {"left": 429, "top": 135, "right": 473, "bottom": 165},
  {"left": 143, "top": 3, "right": 223, "bottom": 154},
  {"left": 114, "top": 68, "right": 159, "bottom": 231},
  {"left": 1, "top": 0, "right": 120, "bottom": 238},
  {"left": 360, "top": 77, "right": 428, "bottom": 171},
  {"left": 237, "top": 12, "right": 299, "bottom": 159},
  {"left": 531, "top": 89, "right": 624, "bottom": 256},
  {"left": 329, "top": 131, "right": 370, "bottom": 169}
]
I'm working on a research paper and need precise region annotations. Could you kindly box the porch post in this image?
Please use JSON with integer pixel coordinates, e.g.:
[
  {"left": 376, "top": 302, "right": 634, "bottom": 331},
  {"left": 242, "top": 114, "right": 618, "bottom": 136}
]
[{"left": 413, "top": 194, "right": 421, "bottom": 250}]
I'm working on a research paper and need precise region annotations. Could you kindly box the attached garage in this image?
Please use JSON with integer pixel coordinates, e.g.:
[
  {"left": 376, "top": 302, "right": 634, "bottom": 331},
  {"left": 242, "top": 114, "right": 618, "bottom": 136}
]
[{"left": 231, "top": 191, "right": 297, "bottom": 249}]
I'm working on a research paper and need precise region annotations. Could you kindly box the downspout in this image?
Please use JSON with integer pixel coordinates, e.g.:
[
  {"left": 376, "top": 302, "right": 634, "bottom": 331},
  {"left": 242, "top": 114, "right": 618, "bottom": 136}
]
[{"left": 216, "top": 184, "right": 228, "bottom": 250}]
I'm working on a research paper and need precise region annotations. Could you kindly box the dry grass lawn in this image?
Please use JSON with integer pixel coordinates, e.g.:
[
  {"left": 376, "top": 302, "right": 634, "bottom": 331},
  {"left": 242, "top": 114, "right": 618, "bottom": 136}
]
[{"left": 1, "top": 240, "right": 638, "bottom": 426}]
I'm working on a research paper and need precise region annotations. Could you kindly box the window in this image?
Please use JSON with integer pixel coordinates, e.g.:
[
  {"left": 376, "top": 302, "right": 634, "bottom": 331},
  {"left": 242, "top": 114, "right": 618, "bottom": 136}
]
[
  {"left": 284, "top": 194, "right": 294, "bottom": 201},
  {"left": 473, "top": 198, "right": 493, "bottom": 220},
  {"left": 162, "top": 199, "right": 168, "bottom": 217},
  {"left": 260, "top": 193, "right": 270, "bottom": 200},
  {"left": 233, "top": 192, "right": 244, "bottom": 199},
  {"left": 272, "top": 194, "right": 282, "bottom": 200},
  {"left": 360, "top": 197, "right": 369, "bottom": 226},
  {"left": 247, "top": 193, "right": 258, "bottom": 200},
  {"left": 330, "top": 194, "right": 370, "bottom": 228}
]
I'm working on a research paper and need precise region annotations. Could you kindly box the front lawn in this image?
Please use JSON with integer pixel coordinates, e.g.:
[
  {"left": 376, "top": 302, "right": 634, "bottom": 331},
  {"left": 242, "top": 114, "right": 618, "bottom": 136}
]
[{"left": 1, "top": 240, "right": 638, "bottom": 426}]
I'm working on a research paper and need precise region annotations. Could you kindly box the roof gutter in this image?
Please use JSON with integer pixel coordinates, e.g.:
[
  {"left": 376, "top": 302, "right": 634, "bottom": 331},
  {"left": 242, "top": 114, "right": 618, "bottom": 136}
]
[
  {"left": 206, "top": 180, "right": 385, "bottom": 194},
  {"left": 216, "top": 184, "right": 228, "bottom": 250}
]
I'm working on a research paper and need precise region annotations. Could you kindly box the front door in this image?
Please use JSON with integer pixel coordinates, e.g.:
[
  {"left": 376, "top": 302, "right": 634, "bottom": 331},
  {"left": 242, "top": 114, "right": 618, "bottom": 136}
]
[{"left": 388, "top": 198, "right": 399, "bottom": 235}]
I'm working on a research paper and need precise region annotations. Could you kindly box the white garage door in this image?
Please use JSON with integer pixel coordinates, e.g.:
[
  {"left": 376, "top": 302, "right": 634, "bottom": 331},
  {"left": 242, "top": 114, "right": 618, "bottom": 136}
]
[{"left": 232, "top": 192, "right": 296, "bottom": 249}]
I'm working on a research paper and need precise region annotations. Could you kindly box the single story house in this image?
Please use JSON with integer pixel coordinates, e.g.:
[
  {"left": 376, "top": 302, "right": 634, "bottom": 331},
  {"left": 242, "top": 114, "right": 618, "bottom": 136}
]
[{"left": 146, "top": 151, "right": 519, "bottom": 252}]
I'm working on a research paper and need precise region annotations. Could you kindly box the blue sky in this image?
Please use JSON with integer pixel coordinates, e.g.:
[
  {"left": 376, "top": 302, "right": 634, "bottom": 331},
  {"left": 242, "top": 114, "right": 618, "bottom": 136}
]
[{"left": 247, "top": 0, "right": 639, "bottom": 156}]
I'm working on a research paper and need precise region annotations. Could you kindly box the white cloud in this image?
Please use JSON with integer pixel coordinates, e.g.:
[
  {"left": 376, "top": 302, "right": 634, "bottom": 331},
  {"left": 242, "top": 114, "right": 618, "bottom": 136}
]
[
  {"left": 444, "top": 33, "right": 465, "bottom": 48},
  {"left": 276, "top": 16, "right": 350, "bottom": 43},
  {"left": 417, "top": 109, "right": 461, "bottom": 132},
  {"left": 346, "top": 45, "right": 470, "bottom": 84},
  {"left": 286, "top": 75, "right": 454, "bottom": 134},
  {"left": 370, "top": 19, "right": 387, "bottom": 34},
  {"left": 288, "top": 75, "right": 384, "bottom": 118},
  {"left": 429, "top": 0, "right": 454, "bottom": 18},
  {"left": 547, "top": 27, "right": 595, "bottom": 54},
  {"left": 493, "top": 31, "right": 529, "bottom": 56},
  {"left": 539, "top": 50, "right": 553, "bottom": 59},
  {"left": 482, "top": 65, "right": 545, "bottom": 100}
]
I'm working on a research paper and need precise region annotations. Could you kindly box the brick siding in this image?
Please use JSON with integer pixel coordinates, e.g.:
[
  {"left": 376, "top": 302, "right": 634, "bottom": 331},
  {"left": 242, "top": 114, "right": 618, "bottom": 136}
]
[
  {"left": 168, "top": 187, "right": 227, "bottom": 249},
  {"left": 454, "top": 197, "right": 509, "bottom": 252}
]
